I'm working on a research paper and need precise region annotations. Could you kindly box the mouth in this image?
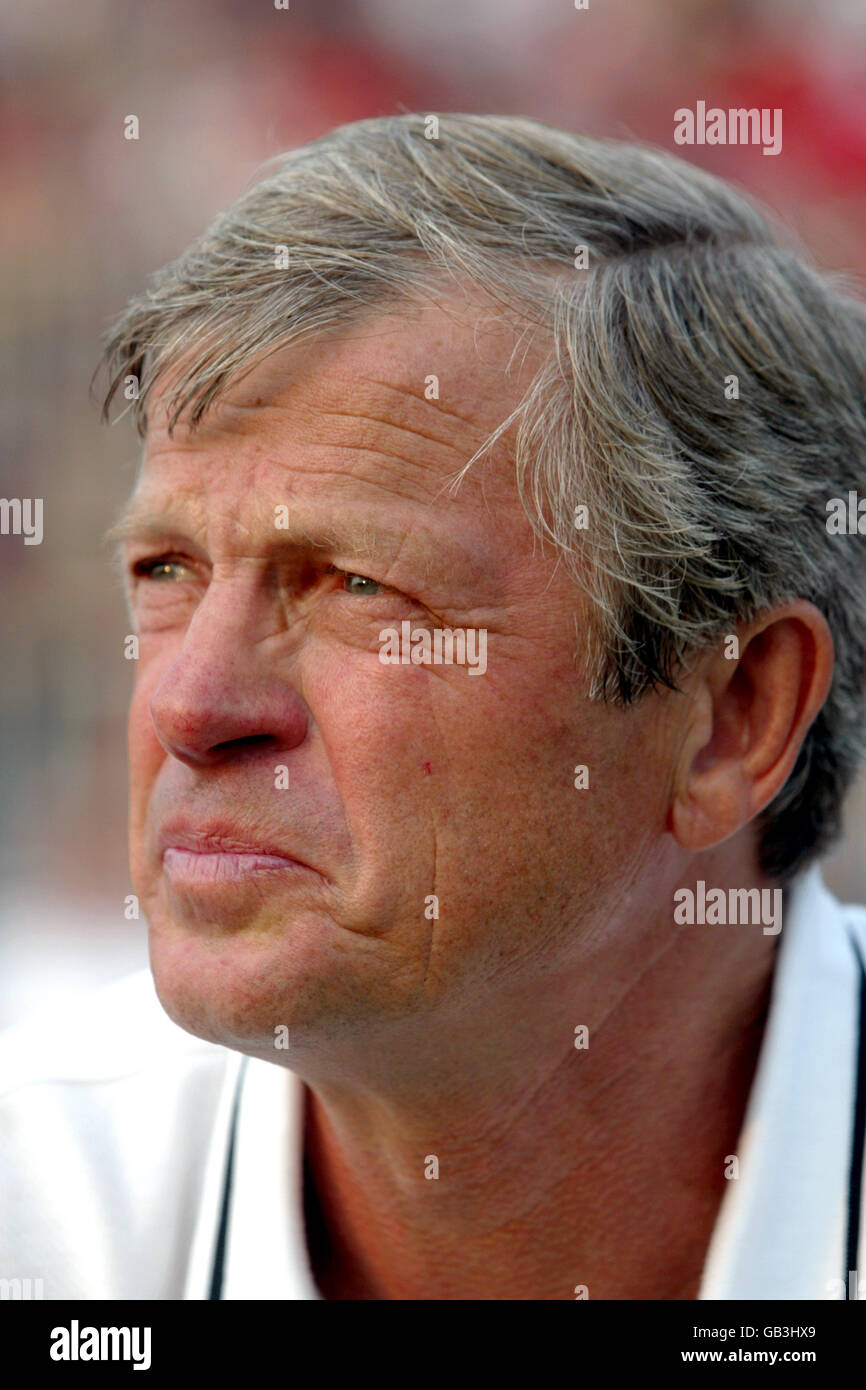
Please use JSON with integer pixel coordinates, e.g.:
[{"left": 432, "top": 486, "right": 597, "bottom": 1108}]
[{"left": 158, "top": 823, "right": 315, "bottom": 884}]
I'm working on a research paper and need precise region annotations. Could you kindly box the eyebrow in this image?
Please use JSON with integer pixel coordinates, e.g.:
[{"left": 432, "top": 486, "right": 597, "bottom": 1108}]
[
  {"left": 103, "top": 506, "right": 433, "bottom": 571},
  {"left": 104, "top": 510, "right": 201, "bottom": 550}
]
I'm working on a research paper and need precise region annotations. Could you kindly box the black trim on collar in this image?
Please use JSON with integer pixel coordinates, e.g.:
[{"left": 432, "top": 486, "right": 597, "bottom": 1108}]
[
  {"left": 845, "top": 930, "right": 866, "bottom": 1299},
  {"left": 208, "top": 1057, "right": 248, "bottom": 1301}
]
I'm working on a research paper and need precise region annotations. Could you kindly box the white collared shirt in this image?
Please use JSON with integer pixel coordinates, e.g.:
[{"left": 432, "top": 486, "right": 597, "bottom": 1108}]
[
  {"left": 1, "top": 864, "right": 864, "bottom": 1300},
  {"left": 699, "top": 865, "right": 866, "bottom": 1299}
]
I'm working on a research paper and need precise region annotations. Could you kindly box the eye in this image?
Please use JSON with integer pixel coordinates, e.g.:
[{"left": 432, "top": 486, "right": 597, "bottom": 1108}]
[
  {"left": 131, "top": 556, "right": 192, "bottom": 582},
  {"left": 331, "top": 567, "right": 384, "bottom": 597}
]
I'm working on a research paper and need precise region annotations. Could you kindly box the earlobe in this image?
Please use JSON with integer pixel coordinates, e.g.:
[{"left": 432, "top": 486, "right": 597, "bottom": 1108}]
[{"left": 670, "top": 766, "right": 752, "bottom": 853}]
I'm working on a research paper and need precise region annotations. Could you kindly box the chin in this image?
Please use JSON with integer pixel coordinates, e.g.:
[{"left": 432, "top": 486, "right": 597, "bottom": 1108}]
[{"left": 145, "top": 902, "right": 386, "bottom": 1061}]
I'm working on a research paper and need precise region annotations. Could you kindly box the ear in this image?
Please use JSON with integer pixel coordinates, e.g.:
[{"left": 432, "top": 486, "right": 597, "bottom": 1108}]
[{"left": 669, "top": 600, "right": 834, "bottom": 854}]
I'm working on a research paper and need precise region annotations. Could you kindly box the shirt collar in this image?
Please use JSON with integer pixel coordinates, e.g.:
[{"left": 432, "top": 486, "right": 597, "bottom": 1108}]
[
  {"left": 698, "top": 864, "right": 864, "bottom": 1298},
  {"left": 184, "top": 1051, "right": 320, "bottom": 1300}
]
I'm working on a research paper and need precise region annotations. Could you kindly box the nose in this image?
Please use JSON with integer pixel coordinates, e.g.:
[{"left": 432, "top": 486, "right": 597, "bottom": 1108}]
[{"left": 148, "top": 580, "right": 308, "bottom": 767}]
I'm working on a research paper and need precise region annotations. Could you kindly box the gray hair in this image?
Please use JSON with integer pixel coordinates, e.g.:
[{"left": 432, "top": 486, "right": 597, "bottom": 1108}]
[{"left": 98, "top": 113, "right": 866, "bottom": 882}]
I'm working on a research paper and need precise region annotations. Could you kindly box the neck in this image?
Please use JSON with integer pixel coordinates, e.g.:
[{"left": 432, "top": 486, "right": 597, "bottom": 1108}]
[{"left": 301, "top": 860, "right": 781, "bottom": 1300}]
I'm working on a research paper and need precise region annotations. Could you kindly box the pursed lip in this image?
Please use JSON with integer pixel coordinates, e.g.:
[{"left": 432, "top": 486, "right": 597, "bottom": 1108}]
[{"left": 157, "top": 820, "right": 314, "bottom": 871}]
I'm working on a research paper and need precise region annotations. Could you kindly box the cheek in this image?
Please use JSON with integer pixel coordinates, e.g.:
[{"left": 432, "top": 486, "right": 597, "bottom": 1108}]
[
  {"left": 311, "top": 657, "right": 440, "bottom": 819},
  {"left": 127, "top": 663, "right": 168, "bottom": 798}
]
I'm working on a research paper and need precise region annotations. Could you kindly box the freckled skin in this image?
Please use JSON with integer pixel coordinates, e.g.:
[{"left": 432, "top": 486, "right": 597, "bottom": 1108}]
[{"left": 123, "top": 297, "right": 826, "bottom": 1299}]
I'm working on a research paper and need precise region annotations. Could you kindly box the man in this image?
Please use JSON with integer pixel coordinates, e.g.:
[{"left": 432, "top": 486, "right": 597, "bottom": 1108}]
[{"left": 3, "top": 113, "right": 866, "bottom": 1300}]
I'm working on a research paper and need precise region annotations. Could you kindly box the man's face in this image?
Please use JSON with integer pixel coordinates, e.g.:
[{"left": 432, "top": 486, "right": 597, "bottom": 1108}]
[{"left": 122, "top": 299, "right": 676, "bottom": 1071}]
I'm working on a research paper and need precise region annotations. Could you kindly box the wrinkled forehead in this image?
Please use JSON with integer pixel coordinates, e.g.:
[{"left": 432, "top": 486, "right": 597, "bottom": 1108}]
[
  {"left": 116, "top": 298, "right": 557, "bottom": 579},
  {"left": 143, "top": 293, "right": 545, "bottom": 455}
]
